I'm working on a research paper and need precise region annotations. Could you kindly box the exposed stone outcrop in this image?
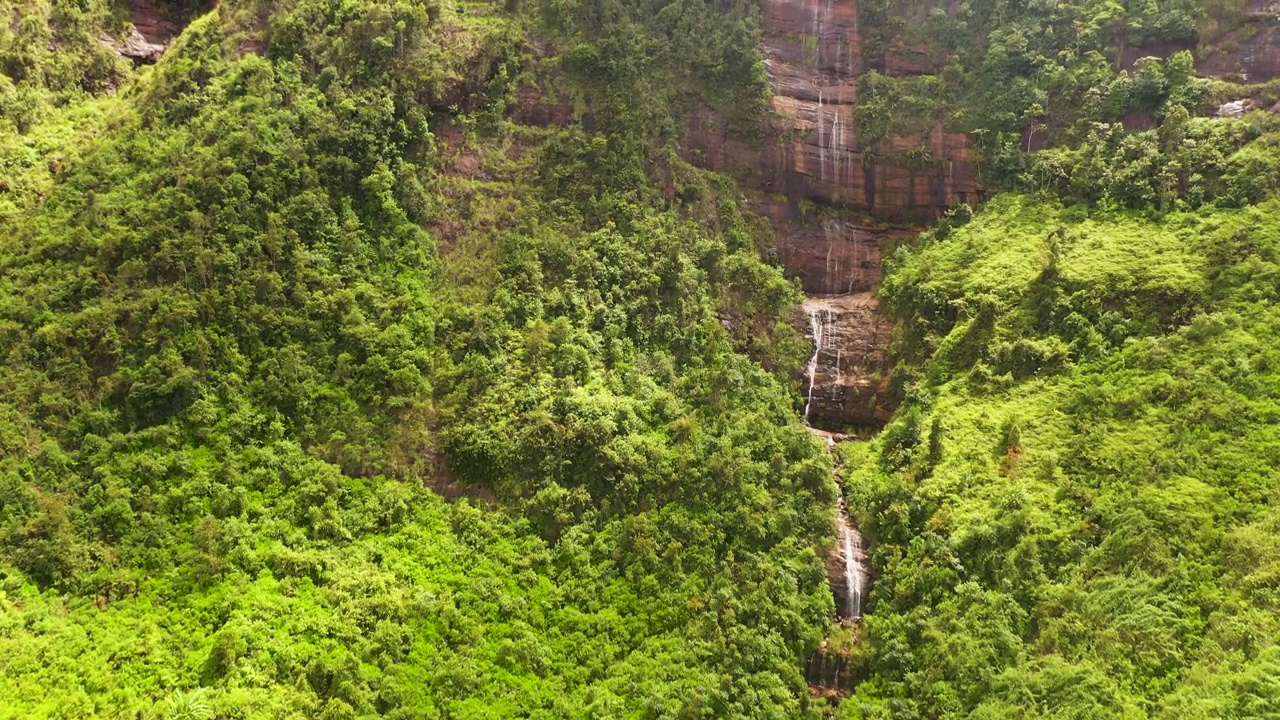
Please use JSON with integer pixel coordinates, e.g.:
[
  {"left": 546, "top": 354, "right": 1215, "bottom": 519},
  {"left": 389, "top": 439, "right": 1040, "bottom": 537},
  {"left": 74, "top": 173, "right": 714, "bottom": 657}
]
[
  {"left": 805, "top": 646, "right": 854, "bottom": 696},
  {"left": 128, "top": 0, "right": 181, "bottom": 47},
  {"left": 768, "top": 205, "right": 911, "bottom": 295},
  {"left": 800, "top": 293, "right": 893, "bottom": 431},
  {"left": 760, "top": 0, "right": 981, "bottom": 294},
  {"left": 760, "top": 0, "right": 981, "bottom": 224},
  {"left": 685, "top": 0, "right": 972, "bottom": 430},
  {"left": 100, "top": 0, "right": 188, "bottom": 64},
  {"left": 1119, "top": 2, "right": 1280, "bottom": 90},
  {"left": 514, "top": 80, "right": 576, "bottom": 127},
  {"left": 1197, "top": 1, "right": 1280, "bottom": 82},
  {"left": 678, "top": 0, "right": 983, "bottom": 300},
  {"left": 100, "top": 27, "right": 166, "bottom": 63},
  {"left": 1217, "top": 99, "right": 1255, "bottom": 118},
  {"left": 697, "top": 0, "right": 1280, "bottom": 299}
]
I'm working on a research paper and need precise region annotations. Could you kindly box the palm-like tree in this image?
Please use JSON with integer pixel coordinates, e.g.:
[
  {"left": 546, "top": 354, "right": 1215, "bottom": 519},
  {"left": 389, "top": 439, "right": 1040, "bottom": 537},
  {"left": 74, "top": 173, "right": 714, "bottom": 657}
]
[{"left": 168, "top": 689, "right": 214, "bottom": 720}]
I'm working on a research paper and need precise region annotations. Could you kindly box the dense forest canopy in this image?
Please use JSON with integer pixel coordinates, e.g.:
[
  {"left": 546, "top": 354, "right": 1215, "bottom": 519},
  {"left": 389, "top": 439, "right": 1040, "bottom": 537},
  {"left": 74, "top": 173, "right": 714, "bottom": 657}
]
[
  {"left": 1, "top": 0, "right": 837, "bottom": 716},
  {"left": 2, "top": 0, "right": 1280, "bottom": 717},
  {"left": 843, "top": 194, "right": 1280, "bottom": 718}
]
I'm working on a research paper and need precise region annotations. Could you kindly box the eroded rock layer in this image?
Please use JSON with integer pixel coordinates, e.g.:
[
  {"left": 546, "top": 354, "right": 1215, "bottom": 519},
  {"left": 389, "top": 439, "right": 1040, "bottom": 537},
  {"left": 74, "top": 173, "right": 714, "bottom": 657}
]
[
  {"left": 761, "top": 0, "right": 980, "bottom": 219},
  {"left": 676, "top": 0, "right": 981, "bottom": 299},
  {"left": 800, "top": 293, "right": 893, "bottom": 431}
]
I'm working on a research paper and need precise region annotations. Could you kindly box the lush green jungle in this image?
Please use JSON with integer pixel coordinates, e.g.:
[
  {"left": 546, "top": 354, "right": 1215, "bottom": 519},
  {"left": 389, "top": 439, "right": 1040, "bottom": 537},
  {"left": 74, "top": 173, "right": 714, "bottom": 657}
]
[{"left": 1, "top": 0, "right": 1279, "bottom": 718}]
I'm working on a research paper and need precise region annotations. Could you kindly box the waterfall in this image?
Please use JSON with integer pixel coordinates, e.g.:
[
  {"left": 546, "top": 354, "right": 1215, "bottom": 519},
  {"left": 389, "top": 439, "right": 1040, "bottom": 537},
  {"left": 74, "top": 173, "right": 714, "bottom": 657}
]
[
  {"left": 802, "top": 298, "right": 872, "bottom": 626},
  {"left": 801, "top": 297, "right": 871, "bottom": 694},
  {"left": 832, "top": 107, "right": 842, "bottom": 187},
  {"left": 823, "top": 0, "right": 833, "bottom": 65},
  {"left": 846, "top": 226, "right": 860, "bottom": 294},
  {"left": 817, "top": 91, "right": 826, "bottom": 184},
  {"left": 811, "top": 0, "right": 820, "bottom": 59},
  {"left": 838, "top": 505, "right": 866, "bottom": 620},
  {"left": 812, "top": 0, "right": 832, "bottom": 65},
  {"left": 803, "top": 306, "right": 831, "bottom": 426}
]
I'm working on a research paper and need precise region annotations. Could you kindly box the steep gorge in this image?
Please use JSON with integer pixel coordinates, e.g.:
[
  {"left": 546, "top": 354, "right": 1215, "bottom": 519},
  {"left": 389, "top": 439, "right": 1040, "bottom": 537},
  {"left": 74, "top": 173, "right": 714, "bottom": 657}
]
[
  {"left": 710, "top": 0, "right": 1280, "bottom": 431},
  {"left": 684, "top": 0, "right": 986, "bottom": 431},
  {"left": 9, "top": 0, "right": 1280, "bottom": 714}
]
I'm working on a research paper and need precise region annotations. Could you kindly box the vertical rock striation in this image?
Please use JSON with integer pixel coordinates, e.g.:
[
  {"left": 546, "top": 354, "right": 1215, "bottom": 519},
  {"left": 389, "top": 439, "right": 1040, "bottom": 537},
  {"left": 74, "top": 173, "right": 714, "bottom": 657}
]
[
  {"left": 799, "top": 293, "right": 892, "bottom": 431},
  {"left": 679, "top": 0, "right": 984, "bottom": 298}
]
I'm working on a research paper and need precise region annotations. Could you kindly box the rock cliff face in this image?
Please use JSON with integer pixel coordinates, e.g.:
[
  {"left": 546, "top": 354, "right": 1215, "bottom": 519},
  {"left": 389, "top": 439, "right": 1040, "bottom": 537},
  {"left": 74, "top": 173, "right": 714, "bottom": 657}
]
[
  {"left": 801, "top": 293, "right": 892, "bottom": 430},
  {"left": 760, "top": 0, "right": 982, "bottom": 227},
  {"left": 747, "top": 0, "right": 1280, "bottom": 429},
  {"left": 681, "top": 0, "right": 983, "bottom": 296},
  {"left": 127, "top": 0, "right": 182, "bottom": 47},
  {"left": 760, "top": 0, "right": 969, "bottom": 428},
  {"left": 1197, "top": 1, "right": 1280, "bottom": 82},
  {"left": 102, "top": 0, "right": 206, "bottom": 63},
  {"left": 681, "top": 0, "right": 971, "bottom": 429}
]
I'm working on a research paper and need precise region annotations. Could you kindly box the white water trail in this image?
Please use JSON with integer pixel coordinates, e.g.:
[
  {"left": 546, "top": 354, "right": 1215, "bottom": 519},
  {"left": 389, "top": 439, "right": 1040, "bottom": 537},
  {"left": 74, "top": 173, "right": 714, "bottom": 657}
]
[
  {"left": 803, "top": 306, "right": 830, "bottom": 426},
  {"left": 811, "top": 0, "right": 821, "bottom": 63},
  {"left": 817, "top": 90, "right": 826, "bottom": 184},
  {"left": 831, "top": 109, "right": 841, "bottom": 188},
  {"left": 824, "top": 0, "right": 833, "bottom": 64},
  {"left": 838, "top": 507, "right": 866, "bottom": 620}
]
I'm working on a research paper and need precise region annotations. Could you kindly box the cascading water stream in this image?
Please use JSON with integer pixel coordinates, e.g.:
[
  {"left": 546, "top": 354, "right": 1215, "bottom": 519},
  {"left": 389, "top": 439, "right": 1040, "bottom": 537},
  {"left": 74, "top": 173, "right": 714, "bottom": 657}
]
[
  {"left": 832, "top": 107, "right": 842, "bottom": 186},
  {"left": 802, "top": 306, "right": 830, "bottom": 426},
  {"left": 838, "top": 506, "right": 866, "bottom": 619},
  {"left": 803, "top": 298, "right": 870, "bottom": 625}
]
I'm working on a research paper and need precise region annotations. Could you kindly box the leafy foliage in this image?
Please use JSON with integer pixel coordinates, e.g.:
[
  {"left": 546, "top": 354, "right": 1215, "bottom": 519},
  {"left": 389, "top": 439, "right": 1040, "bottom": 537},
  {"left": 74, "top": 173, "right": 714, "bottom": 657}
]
[
  {"left": 842, "top": 193, "right": 1280, "bottom": 718},
  {"left": 854, "top": 0, "right": 1280, "bottom": 198},
  {"left": 0, "top": 0, "right": 833, "bottom": 717}
]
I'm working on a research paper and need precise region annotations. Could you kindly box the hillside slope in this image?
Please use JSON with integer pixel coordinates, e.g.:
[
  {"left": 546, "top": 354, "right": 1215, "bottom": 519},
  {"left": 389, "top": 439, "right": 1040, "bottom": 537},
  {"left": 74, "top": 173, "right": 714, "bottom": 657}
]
[
  {"left": 0, "top": 1, "right": 841, "bottom": 717},
  {"left": 6, "top": 0, "right": 1280, "bottom": 717},
  {"left": 841, "top": 193, "right": 1280, "bottom": 717}
]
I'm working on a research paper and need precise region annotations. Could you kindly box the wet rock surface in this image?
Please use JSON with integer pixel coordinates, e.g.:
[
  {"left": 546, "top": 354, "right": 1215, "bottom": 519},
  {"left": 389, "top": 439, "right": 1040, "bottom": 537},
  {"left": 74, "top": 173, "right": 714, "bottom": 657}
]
[
  {"left": 100, "top": 0, "right": 194, "bottom": 63},
  {"left": 762, "top": 0, "right": 979, "bottom": 294},
  {"left": 799, "top": 293, "right": 894, "bottom": 431}
]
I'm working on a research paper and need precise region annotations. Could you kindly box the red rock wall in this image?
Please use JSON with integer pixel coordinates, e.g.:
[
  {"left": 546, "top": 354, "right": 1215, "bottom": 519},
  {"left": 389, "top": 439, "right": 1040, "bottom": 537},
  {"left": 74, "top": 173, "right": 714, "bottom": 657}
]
[
  {"left": 678, "top": 0, "right": 962, "bottom": 294},
  {"left": 801, "top": 293, "right": 894, "bottom": 430},
  {"left": 128, "top": 0, "right": 182, "bottom": 46},
  {"left": 1121, "top": 1, "right": 1280, "bottom": 83},
  {"left": 747, "top": 0, "right": 1280, "bottom": 295},
  {"left": 1197, "top": 6, "right": 1280, "bottom": 82},
  {"left": 753, "top": 0, "right": 981, "bottom": 294}
]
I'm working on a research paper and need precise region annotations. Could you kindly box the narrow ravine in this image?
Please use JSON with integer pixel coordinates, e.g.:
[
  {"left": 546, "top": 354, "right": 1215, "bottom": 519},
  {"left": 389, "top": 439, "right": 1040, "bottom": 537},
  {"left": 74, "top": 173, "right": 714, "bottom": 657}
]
[{"left": 801, "top": 294, "right": 872, "bottom": 697}]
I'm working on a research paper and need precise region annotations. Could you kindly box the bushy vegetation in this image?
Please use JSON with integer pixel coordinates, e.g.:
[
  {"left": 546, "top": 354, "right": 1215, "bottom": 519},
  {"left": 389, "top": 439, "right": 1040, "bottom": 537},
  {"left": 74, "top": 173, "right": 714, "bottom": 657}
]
[
  {"left": 8, "top": 0, "right": 1280, "bottom": 716},
  {"left": 0, "top": 0, "right": 837, "bottom": 717},
  {"left": 0, "top": 0, "right": 134, "bottom": 131},
  {"left": 814, "top": 0, "right": 1280, "bottom": 715},
  {"left": 852, "top": 0, "right": 1280, "bottom": 194},
  {"left": 840, "top": 192, "right": 1280, "bottom": 717}
]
